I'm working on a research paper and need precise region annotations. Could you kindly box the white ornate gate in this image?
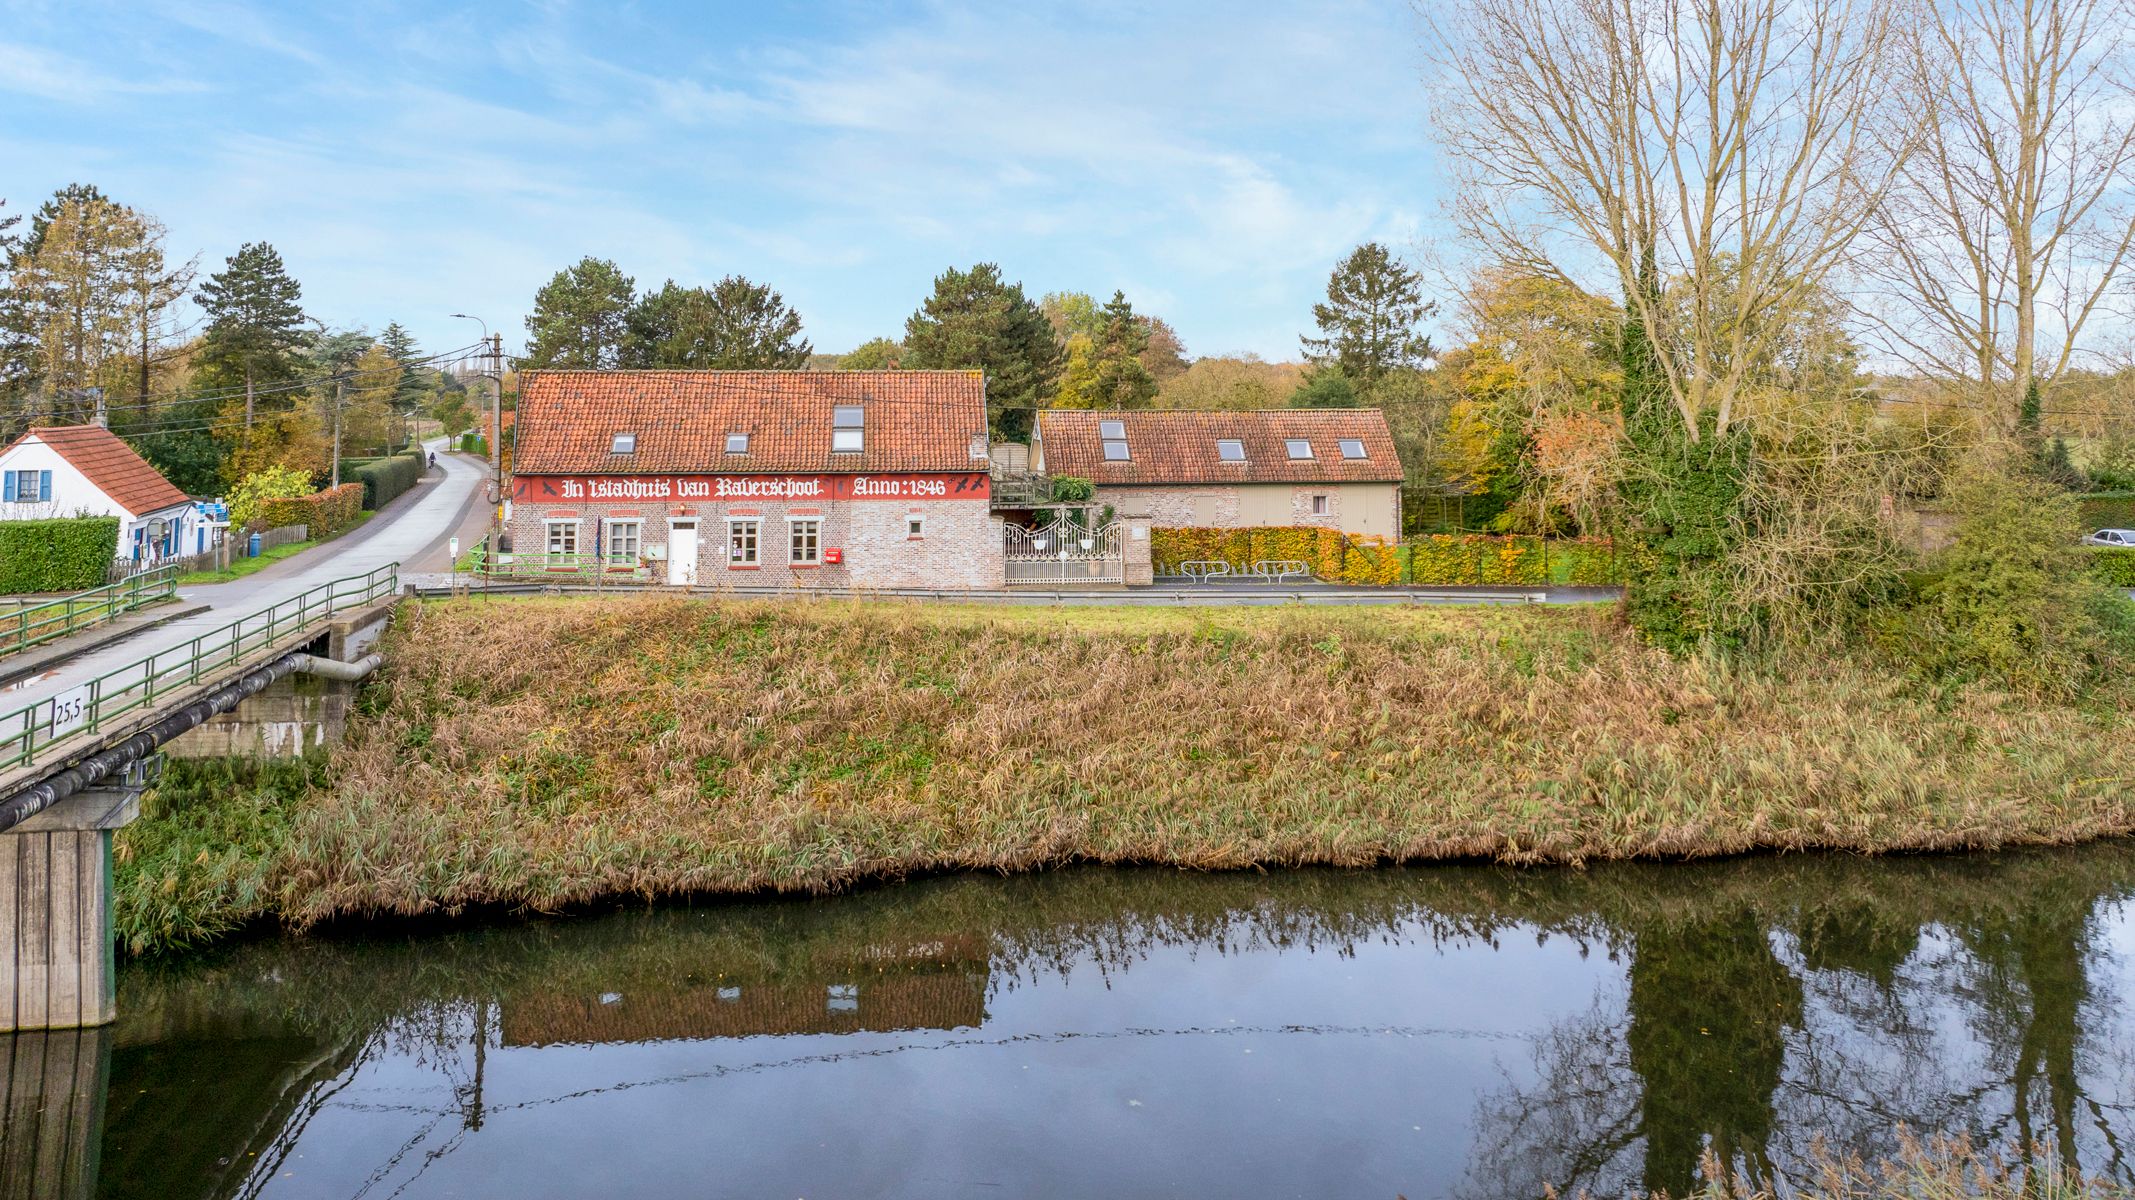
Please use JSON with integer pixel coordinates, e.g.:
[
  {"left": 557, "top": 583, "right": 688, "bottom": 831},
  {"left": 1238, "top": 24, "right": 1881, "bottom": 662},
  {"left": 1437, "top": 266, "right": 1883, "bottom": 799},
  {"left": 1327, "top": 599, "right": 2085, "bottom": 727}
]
[{"left": 1004, "top": 517, "right": 1124, "bottom": 585}]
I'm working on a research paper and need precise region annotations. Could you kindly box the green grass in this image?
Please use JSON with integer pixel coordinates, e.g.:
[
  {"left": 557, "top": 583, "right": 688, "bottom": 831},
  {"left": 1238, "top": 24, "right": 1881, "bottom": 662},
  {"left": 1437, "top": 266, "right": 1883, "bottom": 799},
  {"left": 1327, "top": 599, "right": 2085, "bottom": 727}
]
[
  {"left": 177, "top": 511, "right": 376, "bottom": 584},
  {"left": 110, "top": 595, "right": 2135, "bottom": 954}
]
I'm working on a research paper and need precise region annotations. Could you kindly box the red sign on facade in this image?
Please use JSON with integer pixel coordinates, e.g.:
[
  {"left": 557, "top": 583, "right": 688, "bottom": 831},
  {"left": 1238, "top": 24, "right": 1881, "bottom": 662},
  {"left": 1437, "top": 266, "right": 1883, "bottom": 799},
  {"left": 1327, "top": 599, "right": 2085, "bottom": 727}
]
[{"left": 511, "top": 472, "right": 991, "bottom": 504}]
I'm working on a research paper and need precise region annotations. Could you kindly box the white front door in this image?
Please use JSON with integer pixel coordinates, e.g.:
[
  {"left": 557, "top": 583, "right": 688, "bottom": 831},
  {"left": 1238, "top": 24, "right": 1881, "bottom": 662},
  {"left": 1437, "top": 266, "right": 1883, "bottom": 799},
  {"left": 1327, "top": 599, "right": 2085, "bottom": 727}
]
[{"left": 668, "top": 522, "right": 699, "bottom": 586}]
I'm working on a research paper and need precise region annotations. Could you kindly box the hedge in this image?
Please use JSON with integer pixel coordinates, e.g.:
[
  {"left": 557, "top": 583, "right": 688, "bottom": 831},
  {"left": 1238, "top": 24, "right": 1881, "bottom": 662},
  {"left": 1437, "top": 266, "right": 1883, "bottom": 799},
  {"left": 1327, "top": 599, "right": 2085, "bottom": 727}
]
[
  {"left": 1151, "top": 526, "right": 1621, "bottom": 587},
  {"left": 2078, "top": 492, "right": 2135, "bottom": 532},
  {"left": 2093, "top": 548, "right": 2135, "bottom": 589},
  {"left": 257, "top": 483, "right": 364, "bottom": 541},
  {"left": 353, "top": 450, "right": 424, "bottom": 511},
  {"left": 0, "top": 516, "right": 120, "bottom": 593}
]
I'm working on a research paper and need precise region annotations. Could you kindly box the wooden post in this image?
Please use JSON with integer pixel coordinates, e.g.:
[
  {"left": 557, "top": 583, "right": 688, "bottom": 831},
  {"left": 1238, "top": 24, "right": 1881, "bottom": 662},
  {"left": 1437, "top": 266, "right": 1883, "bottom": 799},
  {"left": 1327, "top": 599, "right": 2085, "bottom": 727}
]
[{"left": 0, "top": 791, "right": 137, "bottom": 1033}]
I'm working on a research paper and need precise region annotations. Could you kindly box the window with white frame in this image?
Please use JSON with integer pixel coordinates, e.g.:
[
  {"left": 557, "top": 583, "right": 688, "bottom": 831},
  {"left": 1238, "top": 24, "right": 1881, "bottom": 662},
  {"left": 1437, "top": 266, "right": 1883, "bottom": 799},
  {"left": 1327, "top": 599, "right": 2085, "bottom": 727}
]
[
  {"left": 4, "top": 469, "right": 49, "bottom": 503},
  {"left": 605, "top": 519, "right": 641, "bottom": 562},
  {"left": 611, "top": 432, "right": 636, "bottom": 455},
  {"left": 1286, "top": 438, "right": 1314, "bottom": 460},
  {"left": 832, "top": 406, "right": 864, "bottom": 453},
  {"left": 728, "top": 518, "right": 759, "bottom": 565},
  {"left": 790, "top": 517, "right": 821, "bottom": 563},
  {"left": 545, "top": 519, "right": 579, "bottom": 555},
  {"left": 725, "top": 432, "right": 749, "bottom": 454},
  {"left": 1311, "top": 494, "right": 1330, "bottom": 515},
  {"left": 1338, "top": 438, "right": 1368, "bottom": 459},
  {"left": 1216, "top": 439, "right": 1246, "bottom": 462}
]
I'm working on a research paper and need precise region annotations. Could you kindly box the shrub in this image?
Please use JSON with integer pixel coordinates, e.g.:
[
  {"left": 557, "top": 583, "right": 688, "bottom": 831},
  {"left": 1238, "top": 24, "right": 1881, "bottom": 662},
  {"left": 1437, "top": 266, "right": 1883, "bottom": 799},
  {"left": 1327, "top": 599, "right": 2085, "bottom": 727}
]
[
  {"left": 0, "top": 516, "right": 120, "bottom": 593},
  {"left": 353, "top": 451, "right": 423, "bottom": 511},
  {"left": 228, "top": 466, "right": 314, "bottom": 532},
  {"left": 2077, "top": 491, "right": 2135, "bottom": 532},
  {"left": 1148, "top": 526, "right": 1621, "bottom": 586},
  {"left": 2093, "top": 548, "right": 2135, "bottom": 589},
  {"left": 1049, "top": 475, "right": 1095, "bottom": 503},
  {"left": 258, "top": 483, "right": 365, "bottom": 540},
  {"left": 1891, "top": 467, "right": 2132, "bottom": 698}
]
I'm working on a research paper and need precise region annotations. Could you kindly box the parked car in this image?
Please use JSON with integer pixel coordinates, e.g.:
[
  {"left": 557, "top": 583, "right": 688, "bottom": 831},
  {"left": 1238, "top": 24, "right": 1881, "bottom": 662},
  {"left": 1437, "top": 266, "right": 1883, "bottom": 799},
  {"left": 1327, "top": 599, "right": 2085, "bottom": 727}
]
[{"left": 2083, "top": 528, "right": 2135, "bottom": 547}]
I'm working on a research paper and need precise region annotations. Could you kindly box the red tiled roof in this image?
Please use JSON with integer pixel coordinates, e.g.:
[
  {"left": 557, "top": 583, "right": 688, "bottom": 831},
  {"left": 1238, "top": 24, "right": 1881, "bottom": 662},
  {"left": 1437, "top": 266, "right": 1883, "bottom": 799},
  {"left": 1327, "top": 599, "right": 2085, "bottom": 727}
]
[
  {"left": 1036, "top": 409, "right": 1404, "bottom": 485},
  {"left": 2, "top": 424, "right": 190, "bottom": 515},
  {"left": 513, "top": 371, "right": 990, "bottom": 475}
]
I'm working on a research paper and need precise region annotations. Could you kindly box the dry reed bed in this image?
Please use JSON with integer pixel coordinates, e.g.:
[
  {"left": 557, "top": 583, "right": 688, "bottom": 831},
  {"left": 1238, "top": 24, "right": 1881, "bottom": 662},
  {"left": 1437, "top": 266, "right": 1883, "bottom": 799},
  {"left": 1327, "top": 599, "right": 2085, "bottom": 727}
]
[{"left": 224, "top": 595, "right": 2134, "bottom": 929}]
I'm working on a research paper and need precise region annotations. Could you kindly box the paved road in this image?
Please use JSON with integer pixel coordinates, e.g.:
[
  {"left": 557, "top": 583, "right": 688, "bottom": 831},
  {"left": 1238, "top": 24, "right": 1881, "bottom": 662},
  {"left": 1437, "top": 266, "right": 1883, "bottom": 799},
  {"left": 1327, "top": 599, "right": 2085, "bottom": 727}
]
[{"left": 2, "top": 441, "right": 482, "bottom": 720}]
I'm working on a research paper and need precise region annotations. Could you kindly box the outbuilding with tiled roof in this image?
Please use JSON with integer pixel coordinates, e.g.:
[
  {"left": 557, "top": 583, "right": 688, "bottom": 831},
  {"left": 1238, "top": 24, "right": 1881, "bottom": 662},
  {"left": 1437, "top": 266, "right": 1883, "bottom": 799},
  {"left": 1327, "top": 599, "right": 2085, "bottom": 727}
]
[
  {"left": 1034, "top": 409, "right": 1405, "bottom": 537},
  {"left": 0, "top": 424, "right": 214, "bottom": 572},
  {"left": 507, "top": 370, "right": 1005, "bottom": 589}
]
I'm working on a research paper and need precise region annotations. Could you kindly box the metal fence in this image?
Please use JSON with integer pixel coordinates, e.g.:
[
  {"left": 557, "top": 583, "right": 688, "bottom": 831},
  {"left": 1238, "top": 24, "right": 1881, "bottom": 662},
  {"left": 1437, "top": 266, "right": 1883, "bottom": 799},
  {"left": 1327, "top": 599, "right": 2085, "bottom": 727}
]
[
  {"left": 463, "top": 549, "right": 654, "bottom": 584},
  {"left": 1004, "top": 519, "right": 1124, "bottom": 585},
  {"left": 0, "top": 563, "right": 400, "bottom": 775},
  {"left": 0, "top": 568, "right": 178, "bottom": 660}
]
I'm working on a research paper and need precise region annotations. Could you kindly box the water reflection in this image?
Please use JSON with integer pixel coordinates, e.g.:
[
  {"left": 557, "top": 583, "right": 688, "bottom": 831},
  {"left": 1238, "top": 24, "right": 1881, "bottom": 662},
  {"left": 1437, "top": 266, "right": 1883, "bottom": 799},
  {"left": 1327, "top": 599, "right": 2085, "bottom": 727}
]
[{"left": 5, "top": 847, "right": 2135, "bottom": 1199}]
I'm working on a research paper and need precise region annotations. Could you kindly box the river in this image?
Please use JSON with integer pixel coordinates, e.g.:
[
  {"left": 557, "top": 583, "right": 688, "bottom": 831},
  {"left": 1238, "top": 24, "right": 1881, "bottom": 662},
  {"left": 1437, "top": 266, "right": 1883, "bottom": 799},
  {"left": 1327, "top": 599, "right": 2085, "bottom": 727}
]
[{"left": 11, "top": 846, "right": 2135, "bottom": 1198}]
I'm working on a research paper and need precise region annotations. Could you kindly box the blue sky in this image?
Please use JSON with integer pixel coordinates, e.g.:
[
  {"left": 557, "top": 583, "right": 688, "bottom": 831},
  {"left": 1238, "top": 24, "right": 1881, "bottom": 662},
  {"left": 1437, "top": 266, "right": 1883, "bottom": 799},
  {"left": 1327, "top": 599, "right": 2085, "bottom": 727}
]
[{"left": 3, "top": 1, "right": 1448, "bottom": 365}]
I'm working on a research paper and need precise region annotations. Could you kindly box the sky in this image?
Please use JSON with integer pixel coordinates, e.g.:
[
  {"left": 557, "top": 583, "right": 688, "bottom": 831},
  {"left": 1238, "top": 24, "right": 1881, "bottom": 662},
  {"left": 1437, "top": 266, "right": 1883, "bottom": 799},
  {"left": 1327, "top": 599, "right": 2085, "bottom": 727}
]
[{"left": 1, "top": 0, "right": 1452, "bottom": 369}]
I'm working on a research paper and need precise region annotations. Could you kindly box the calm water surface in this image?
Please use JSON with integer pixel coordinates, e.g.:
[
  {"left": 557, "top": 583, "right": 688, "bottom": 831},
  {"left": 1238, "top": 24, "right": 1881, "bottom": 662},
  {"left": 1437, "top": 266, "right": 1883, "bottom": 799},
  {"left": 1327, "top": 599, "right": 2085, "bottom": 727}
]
[{"left": 14, "top": 848, "right": 2135, "bottom": 1199}]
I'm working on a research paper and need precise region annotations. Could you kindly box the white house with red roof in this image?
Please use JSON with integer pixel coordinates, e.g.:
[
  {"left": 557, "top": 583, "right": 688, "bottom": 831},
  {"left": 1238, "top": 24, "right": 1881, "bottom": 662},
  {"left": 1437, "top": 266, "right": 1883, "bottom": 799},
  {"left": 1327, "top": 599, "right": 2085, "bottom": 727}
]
[{"left": 0, "top": 424, "right": 212, "bottom": 566}]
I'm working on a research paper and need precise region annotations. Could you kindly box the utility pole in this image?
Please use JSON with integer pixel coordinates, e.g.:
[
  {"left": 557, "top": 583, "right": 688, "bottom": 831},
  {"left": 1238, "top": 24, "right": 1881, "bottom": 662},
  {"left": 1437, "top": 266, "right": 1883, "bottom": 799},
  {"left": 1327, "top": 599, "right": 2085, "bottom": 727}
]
[{"left": 330, "top": 376, "right": 344, "bottom": 488}]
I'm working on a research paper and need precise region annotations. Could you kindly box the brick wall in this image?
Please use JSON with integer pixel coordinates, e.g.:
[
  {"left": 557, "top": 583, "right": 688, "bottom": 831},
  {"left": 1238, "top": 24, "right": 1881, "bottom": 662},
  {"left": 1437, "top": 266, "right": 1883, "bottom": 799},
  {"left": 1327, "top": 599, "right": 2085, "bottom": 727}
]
[
  {"left": 1096, "top": 482, "right": 1397, "bottom": 536},
  {"left": 510, "top": 496, "right": 1003, "bottom": 589}
]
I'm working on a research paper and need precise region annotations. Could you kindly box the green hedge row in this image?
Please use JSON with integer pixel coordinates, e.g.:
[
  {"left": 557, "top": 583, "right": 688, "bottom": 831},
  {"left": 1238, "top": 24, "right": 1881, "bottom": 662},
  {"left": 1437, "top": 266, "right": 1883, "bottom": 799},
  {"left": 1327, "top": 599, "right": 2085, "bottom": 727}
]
[
  {"left": 2078, "top": 492, "right": 2135, "bottom": 531},
  {"left": 2093, "top": 548, "right": 2135, "bottom": 588},
  {"left": 353, "top": 450, "right": 425, "bottom": 511},
  {"left": 0, "top": 516, "right": 120, "bottom": 593},
  {"left": 258, "top": 483, "right": 365, "bottom": 541}
]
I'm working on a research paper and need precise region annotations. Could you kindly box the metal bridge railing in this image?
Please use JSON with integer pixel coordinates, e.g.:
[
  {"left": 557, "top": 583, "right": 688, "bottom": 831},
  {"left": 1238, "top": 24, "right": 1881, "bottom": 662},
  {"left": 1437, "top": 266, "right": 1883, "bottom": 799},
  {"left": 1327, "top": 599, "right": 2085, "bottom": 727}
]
[
  {"left": 0, "top": 567, "right": 179, "bottom": 660},
  {"left": 0, "top": 563, "right": 399, "bottom": 774}
]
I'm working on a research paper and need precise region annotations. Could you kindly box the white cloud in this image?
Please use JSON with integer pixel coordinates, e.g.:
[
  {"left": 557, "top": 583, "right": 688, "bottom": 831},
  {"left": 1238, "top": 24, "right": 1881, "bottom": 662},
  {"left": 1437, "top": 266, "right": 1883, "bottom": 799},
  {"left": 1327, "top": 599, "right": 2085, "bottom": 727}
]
[{"left": 0, "top": 41, "right": 207, "bottom": 103}]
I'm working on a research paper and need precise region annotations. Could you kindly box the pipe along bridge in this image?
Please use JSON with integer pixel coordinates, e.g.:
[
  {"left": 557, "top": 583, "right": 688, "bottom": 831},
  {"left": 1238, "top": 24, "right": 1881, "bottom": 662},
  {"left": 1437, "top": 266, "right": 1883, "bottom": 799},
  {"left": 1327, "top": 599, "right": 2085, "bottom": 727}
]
[{"left": 0, "top": 565, "right": 401, "bottom": 1033}]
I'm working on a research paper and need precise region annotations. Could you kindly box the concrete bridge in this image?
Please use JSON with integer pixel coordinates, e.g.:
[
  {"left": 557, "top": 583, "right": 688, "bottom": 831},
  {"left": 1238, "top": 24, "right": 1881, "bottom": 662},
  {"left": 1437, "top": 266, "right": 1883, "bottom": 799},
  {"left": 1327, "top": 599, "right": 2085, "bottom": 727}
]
[{"left": 0, "top": 565, "right": 402, "bottom": 1033}]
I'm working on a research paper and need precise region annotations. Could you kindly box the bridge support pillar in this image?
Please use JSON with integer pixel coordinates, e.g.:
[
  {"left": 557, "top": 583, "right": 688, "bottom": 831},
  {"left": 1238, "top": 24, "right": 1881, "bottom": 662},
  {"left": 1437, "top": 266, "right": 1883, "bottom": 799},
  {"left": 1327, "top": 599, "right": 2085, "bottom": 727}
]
[
  {"left": 0, "top": 790, "right": 137, "bottom": 1033},
  {"left": 0, "top": 1025, "right": 108, "bottom": 1198}
]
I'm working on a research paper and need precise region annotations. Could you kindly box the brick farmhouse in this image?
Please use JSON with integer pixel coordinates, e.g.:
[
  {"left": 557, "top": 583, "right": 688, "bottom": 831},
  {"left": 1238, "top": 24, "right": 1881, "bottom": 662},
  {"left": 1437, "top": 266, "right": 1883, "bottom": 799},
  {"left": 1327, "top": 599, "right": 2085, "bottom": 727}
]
[
  {"left": 509, "top": 370, "right": 1003, "bottom": 589},
  {"left": 1033, "top": 409, "right": 1405, "bottom": 537}
]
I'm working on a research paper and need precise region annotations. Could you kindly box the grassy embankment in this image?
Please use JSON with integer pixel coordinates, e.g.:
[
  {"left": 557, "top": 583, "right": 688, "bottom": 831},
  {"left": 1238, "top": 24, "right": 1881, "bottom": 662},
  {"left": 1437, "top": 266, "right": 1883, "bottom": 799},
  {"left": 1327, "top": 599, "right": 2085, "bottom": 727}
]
[
  {"left": 114, "top": 595, "right": 2134, "bottom": 953},
  {"left": 174, "top": 510, "right": 376, "bottom": 585}
]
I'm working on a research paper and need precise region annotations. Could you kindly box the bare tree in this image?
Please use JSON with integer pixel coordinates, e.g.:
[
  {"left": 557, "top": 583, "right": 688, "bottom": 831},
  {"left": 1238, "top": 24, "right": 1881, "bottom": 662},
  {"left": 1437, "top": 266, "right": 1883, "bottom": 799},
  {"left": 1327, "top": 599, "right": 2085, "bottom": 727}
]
[
  {"left": 1868, "top": 0, "right": 2135, "bottom": 429},
  {"left": 1429, "top": 0, "right": 1910, "bottom": 440}
]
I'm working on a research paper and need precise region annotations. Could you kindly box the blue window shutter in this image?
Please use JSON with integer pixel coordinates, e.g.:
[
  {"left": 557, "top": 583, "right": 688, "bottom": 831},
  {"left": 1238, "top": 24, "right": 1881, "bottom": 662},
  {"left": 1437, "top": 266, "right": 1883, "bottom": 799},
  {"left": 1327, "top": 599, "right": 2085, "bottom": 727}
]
[
  {"left": 3, "top": 473, "right": 14, "bottom": 502},
  {"left": 39, "top": 470, "right": 51, "bottom": 502}
]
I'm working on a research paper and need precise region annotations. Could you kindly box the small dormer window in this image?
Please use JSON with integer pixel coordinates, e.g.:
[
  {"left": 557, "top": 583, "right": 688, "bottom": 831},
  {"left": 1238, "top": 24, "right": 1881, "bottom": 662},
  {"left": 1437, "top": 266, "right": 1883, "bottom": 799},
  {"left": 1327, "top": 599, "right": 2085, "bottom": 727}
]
[
  {"left": 1216, "top": 439, "right": 1246, "bottom": 462},
  {"left": 726, "top": 432, "right": 749, "bottom": 454},
  {"left": 832, "top": 405, "right": 864, "bottom": 453},
  {"left": 1099, "top": 418, "right": 1130, "bottom": 460},
  {"left": 611, "top": 432, "right": 637, "bottom": 455},
  {"left": 1339, "top": 438, "right": 1367, "bottom": 459},
  {"left": 1285, "top": 438, "right": 1313, "bottom": 460}
]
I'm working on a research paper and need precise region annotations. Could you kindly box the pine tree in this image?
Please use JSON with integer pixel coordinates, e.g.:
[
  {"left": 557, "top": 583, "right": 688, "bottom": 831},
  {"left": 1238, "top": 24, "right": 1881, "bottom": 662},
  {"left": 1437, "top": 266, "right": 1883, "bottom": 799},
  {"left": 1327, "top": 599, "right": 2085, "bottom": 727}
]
[
  {"left": 523, "top": 257, "right": 634, "bottom": 369},
  {"left": 1089, "top": 291, "right": 1157, "bottom": 409},
  {"left": 1301, "top": 242, "right": 1435, "bottom": 395},
  {"left": 13, "top": 191, "right": 140, "bottom": 423},
  {"left": 902, "top": 263, "right": 1061, "bottom": 440},
  {"left": 626, "top": 276, "right": 811, "bottom": 368},
  {"left": 378, "top": 322, "right": 429, "bottom": 412},
  {"left": 196, "top": 242, "right": 307, "bottom": 429}
]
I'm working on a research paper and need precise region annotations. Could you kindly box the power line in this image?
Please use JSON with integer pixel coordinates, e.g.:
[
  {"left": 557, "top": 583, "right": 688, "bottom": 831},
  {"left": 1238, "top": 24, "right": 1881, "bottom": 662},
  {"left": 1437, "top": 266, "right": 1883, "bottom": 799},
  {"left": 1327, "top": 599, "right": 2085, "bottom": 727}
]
[{"left": 0, "top": 341, "right": 489, "bottom": 421}]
